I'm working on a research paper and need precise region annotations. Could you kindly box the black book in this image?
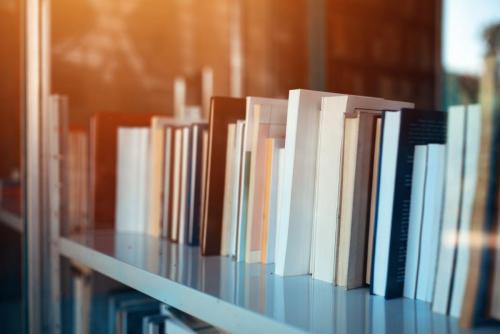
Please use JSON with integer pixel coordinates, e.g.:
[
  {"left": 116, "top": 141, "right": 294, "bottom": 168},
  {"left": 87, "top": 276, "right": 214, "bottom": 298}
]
[{"left": 370, "top": 108, "right": 447, "bottom": 299}]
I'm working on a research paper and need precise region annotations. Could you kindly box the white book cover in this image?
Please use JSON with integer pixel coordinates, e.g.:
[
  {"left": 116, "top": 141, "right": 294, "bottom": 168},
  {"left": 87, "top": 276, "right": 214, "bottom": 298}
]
[
  {"left": 449, "top": 104, "right": 481, "bottom": 317},
  {"left": 275, "top": 89, "right": 339, "bottom": 276},
  {"left": 403, "top": 145, "right": 428, "bottom": 299},
  {"left": 116, "top": 128, "right": 151, "bottom": 234},
  {"left": 229, "top": 121, "right": 246, "bottom": 257},
  {"left": 416, "top": 144, "right": 446, "bottom": 302},
  {"left": 274, "top": 147, "right": 287, "bottom": 271},
  {"left": 371, "top": 112, "right": 401, "bottom": 296},
  {"left": 221, "top": 124, "right": 236, "bottom": 256},
  {"left": 246, "top": 103, "right": 287, "bottom": 263},
  {"left": 264, "top": 138, "right": 285, "bottom": 264},
  {"left": 237, "top": 97, "right": 287, "bottom": 260},
  {"left": 432, "top": 106, "right": 466, "bottom": 313},
  {"left": 312, "top": 95, "right": 413, "bottom": 283},
  {"left": 178, "top": 127, "right": 191, "bottom": 244},
  {"left": 171, "top": 129, "right": 183, "bottom": 240}
]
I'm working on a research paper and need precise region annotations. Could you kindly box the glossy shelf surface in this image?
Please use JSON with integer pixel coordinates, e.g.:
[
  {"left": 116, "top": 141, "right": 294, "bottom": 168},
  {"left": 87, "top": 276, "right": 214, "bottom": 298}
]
[{"left": 60, "top": 231, "right": 497, "bottom": 334}]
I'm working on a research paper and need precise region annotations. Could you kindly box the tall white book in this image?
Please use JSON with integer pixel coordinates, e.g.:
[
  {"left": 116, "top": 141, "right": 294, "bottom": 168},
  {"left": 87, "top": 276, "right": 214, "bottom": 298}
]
[
  {"left": 403, "top": 145, "right": 428, "bottom": 299},
  {"left": 432, "top": 105, "right": 467, "bottom": 313},
  {"left": 275, "top": 89, "right": 339, "bottom": 276},
  {"left": 416, "top": 144, "right": 446, "bottom": 302},
  {"left": 449, "top": 104, "right": 481, "bottom": 317}
]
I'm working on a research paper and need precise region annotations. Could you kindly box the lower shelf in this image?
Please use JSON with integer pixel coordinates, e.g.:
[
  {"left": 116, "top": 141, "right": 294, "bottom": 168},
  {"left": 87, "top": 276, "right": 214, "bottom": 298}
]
[{"left": 59, "top": 231, "right": 478, "bottom": 334}]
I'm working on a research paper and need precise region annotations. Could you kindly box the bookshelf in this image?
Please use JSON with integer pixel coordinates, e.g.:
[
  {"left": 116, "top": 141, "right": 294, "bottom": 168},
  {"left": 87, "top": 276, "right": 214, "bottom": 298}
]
[
  {"left": 58, "top": 230, "right": 483, "bottom": 334},
  {"left": 0, "top": 208, "right": 22, "bottom": 233}
]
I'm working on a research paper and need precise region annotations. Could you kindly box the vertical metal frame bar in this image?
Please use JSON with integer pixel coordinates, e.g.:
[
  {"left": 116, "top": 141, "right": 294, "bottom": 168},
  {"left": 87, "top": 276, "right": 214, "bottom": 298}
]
[
  {"left": 24, "top": 0, "right": 55, "bottom": 332},
  {"left": 24, "top": 0, "right": 42, "bottom": 332}
]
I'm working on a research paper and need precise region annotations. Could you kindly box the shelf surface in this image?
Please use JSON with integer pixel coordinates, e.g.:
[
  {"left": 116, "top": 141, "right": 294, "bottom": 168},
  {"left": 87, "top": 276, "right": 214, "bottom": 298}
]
[
  {"left": 0, "top": 208, "right": 22, "bottom": 233},
  {"left": 60, "top": 231, "right": 497, "bottom": 334}
]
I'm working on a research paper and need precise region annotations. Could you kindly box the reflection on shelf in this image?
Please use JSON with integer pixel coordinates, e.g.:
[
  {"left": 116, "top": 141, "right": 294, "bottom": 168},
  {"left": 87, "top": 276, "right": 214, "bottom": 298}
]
[
  {"left": 0, "top": 208, "right": 22, "bottom": 233},
  {"left": 59, "top": 231, "right": 489, "bottom": 334}
]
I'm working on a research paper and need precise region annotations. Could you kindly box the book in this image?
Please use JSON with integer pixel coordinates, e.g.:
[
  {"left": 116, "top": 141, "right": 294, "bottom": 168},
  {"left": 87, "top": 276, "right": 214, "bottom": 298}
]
[
  {"left": 416, "top": 144, "right": 446, "bottom": 303},
  {"left": 237, "top": 97, "right": 287, "bottom": 261},
  {"left": 336, "top": 111, "right": 379, "bottom": 289},
  {"left": 275, "top": 89, "right": 339, "bottom": 276},
  {"left": 403, "top": 145, "right": 427, "bottom": 299},
  {"left": 178, "top": 127, "right": 191, "bottom": 244},
  {"left": 432, "top": 105, "right": 467, "bottom": 312},
  {"left": 221, "top": 123, "right": 237, "bottom": 256},
  {"left": 115, "top": 127, "right": 151, "bottom": 234},
  {"left": 67, "top": 128, "right": 89, "bottom": 234},
  {"left": 245, "top": 103, "right": 287, "bottom": 263},
  {"left": 312, "top": 95, "right": 413, "bottom": 284},
  {"left": 449, "top": 105, "right": 481, "bottom": 317},
  {"left": 371, "top": 109, "right": 446, "bottom": 299},
  {"left": 186, "top": 123, "right": 208, "bottom": 246},
  {"left": 260, "top": 138, "right": 285, "bottom": 264},
  {"left": 147, "top": 117, "right": 175, "bottom": 237},
  {"left": 201, "top": 97, "right": 246, "bottom": 255},
  {"left": 366, "top": 118, "right": 382, "bottom": 284},
  {"left": 89, "top": 112, "right": 158, "bottom": 229},
  {"left": 229, "top": 121, "right": 246, "bottom": 257}
]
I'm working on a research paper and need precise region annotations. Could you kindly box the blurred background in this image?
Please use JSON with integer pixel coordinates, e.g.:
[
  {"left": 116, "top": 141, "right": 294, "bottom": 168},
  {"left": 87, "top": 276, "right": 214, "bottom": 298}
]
[{"left": 0, "top": 0, "right": 499, "bottom": 332}]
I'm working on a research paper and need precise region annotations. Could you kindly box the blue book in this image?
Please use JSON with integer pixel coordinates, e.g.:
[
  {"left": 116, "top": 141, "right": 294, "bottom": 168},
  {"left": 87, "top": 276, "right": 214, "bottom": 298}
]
[{"left": 370, "top": 108, "right": 446, "bottom": 299}]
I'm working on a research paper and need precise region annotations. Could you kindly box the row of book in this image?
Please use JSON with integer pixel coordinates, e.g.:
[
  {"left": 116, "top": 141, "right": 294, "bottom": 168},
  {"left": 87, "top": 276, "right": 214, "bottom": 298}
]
[{"left": 84, "top": 87, "right": 499, "bottom": 328}]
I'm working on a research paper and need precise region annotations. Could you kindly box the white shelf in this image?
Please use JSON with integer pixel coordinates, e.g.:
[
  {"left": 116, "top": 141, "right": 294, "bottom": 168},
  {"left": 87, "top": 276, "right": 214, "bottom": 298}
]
[
  {"left": 57, "top": 231, "right": 494, "bottom": 334},
  {"left": 0, "top": 208, "right": 22, "bottom": 233}
]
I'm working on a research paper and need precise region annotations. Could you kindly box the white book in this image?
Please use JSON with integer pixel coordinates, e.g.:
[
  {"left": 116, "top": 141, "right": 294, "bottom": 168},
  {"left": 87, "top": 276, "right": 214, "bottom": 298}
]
[
  {"left": 432, "top": 106, "right": 467, "bottom": 313},
  {"left": 312, "top": 95, "right": 413, "bottom": 283},
  {"left": 275, "top": 89, "right": 339, "bottom": 276},
  {"left": 246, "top": 103, "right": 287, "bottom": 263},
  {"left": 274, "top": 147, "right": 287, "bottom": 270},
  {"left": 416, "top": 144, "right": 446, "bottom": 302},
  {"left": 403, "top": 145, "right": 428, "bottom": 299},
  {"left": 263, "top": 138, "right": 285, "bottom": 264},
  {"left": 237, "top": 97, "right": 287, "bottom": 261},
  {"left": 371, "top": 112, "right": 401, "bottom": 296},
  {"left": 178, "top": 127, "right": 191, "bottom": 244},
  {"left": 449, "top": 104, "right": 481, "bottom": 317},
  {"left": 171, "top": 129, "right": 183, "bottom": 241},
  {"left": 116, "top": 128, "right": 151, "bottom": 234},
  {"left": 221, "top": 124, "right": 237, "bottom": 256},
  {"left": 229, "top": 121, "right": 246, "bottom": 257}
]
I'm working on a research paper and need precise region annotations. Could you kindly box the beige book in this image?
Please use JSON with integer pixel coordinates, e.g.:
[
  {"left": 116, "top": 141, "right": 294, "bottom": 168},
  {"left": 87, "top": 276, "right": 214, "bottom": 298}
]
[{"left": 366, "top": 117, "right": 382, "bottom": 284}]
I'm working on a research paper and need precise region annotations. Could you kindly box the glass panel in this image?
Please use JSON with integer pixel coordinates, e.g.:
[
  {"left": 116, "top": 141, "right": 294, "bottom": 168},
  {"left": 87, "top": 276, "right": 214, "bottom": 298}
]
[{"left": 0, "top": 1, "right": 24, "bottom": 333}]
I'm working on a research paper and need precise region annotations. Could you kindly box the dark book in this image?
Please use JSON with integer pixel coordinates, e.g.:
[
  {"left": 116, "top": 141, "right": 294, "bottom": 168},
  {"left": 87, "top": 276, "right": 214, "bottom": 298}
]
[
  {"left": 371, "top": 108, "right": 446, "bottom": 299},
  {"left": 201, "top": 97, "right": 246, "bottom": 256},
  {"left": 186, "top": 123, "right": 208, "bottom": 246}
]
